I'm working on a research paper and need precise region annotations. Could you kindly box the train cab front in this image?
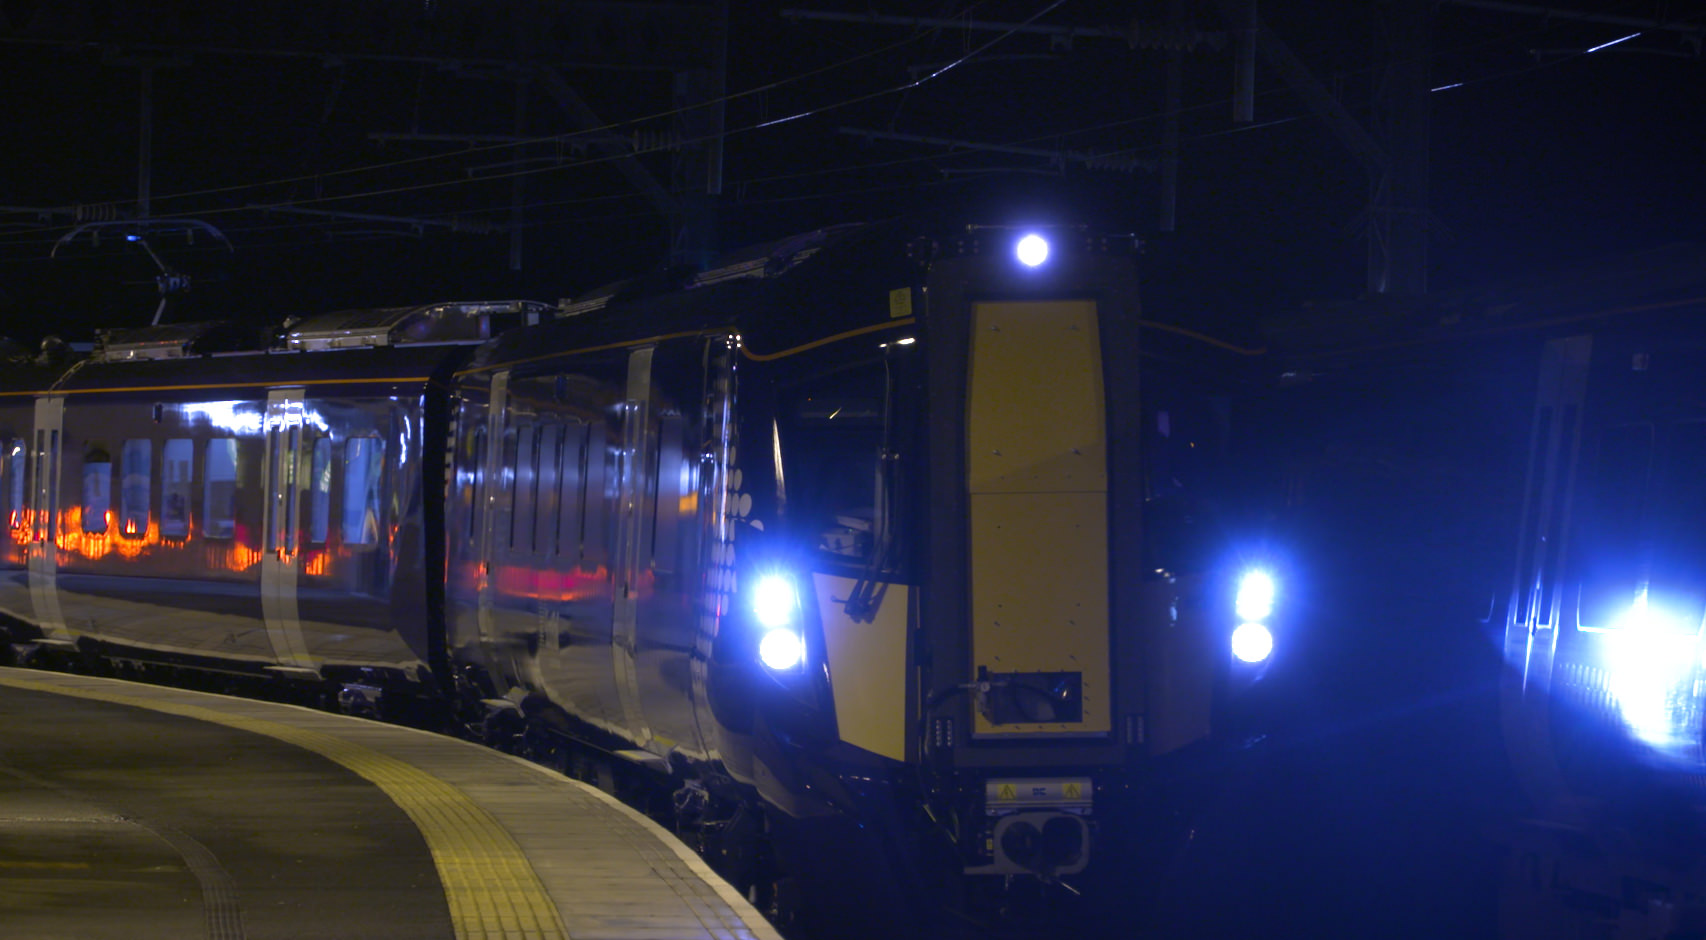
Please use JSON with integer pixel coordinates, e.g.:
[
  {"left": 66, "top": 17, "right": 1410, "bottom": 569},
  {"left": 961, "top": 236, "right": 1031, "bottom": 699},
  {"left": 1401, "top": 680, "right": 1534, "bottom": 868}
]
[
  {"left": 702, "top": 224, "right": 1282, "bottom": 917},
  {"left": 913, "top": 228, "right": 1282, "bottom": 891}
]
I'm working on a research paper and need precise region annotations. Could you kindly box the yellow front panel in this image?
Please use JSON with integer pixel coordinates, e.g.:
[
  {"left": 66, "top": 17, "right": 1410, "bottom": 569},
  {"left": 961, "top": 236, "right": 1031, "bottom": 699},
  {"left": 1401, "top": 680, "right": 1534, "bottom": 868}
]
[
  {"left": 969, "top": 493, "right": 1111, "bottom": 735},
  {"left": 966, "top": 300, "right": 1105, "bottom": 494},
  {"left": 967, "top": 300, "right": 1111, "bottom": 737},
  {"left": 815, "top": 575, "right": 911, "bottom": 761}
]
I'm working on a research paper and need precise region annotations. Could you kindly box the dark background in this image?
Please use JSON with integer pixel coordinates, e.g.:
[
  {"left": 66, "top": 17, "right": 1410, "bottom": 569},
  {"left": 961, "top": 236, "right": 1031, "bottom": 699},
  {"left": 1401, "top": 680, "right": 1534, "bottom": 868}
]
[
  {"left": 3, "top": 1, "right": 1702, "bottom": 345},
  {"left": 3, "top": 4, "right": 1704, "bottom": 936}
]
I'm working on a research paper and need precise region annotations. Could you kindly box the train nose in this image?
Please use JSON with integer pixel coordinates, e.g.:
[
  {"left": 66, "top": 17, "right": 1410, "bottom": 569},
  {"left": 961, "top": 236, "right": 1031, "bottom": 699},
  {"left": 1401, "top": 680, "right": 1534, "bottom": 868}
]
[{"left": 994, "top": 812, "right": 1088, "bottom": 876}]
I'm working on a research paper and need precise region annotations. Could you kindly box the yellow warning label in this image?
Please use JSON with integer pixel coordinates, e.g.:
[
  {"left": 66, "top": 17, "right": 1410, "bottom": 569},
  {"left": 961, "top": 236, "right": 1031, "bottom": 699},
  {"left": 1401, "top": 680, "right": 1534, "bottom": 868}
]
[
  {"left": 997, "top": 783, "right": 1017, "bottom": 801},
  {"left": 888, "top": 287, "right": 912, "bottom": 319},
  {"left": 1063, "top": 782, "right": 1082, "bottom": 800}
]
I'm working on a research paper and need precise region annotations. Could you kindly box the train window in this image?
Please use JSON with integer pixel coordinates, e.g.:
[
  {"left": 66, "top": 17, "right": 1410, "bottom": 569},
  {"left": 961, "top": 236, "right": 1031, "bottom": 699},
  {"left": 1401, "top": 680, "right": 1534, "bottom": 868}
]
[
  {"left": 557, "top": 424, "right": 589, "bottom": 562},
  {"left": 513, "top": 425, "right": 537, "bottom": 552},
  {"left": 82, "top": 447, "right": 112, "bottom": 534},
  {"left": 537, "top": 424, "right": 561, "bottom": 557},
  {"left": 203, "top": 438, "right": 238, "bottom": 539},
  {"left": 308, "top": 438, "right": 332, "bottom": 544},
  {"left": 776, "top": 363, "right": 886, "bottom": 563},
  {"left": 342, "top": 437, "right": 384, "bottom": 546},
  {"left": 468, "top": 427, "right": 486, "bottom": 543},
  {"left": 1141, "top": 391, "right": 1235, "bottom": 575},
  {"left": 1574, "top": 420, "right": 1706, "bottom": 629},
  {"left": 119, "top": 440, "right": 151, "bottom": 538},
  {"left": 581, "top": 424, "right": 610, "bottom": 570},
  {"left": 6, "top": 440, "right": 22, "bottom": 530},
  {"left": 161, "top": 439, "right": 192, "bottom": 539},
  {"left": 653, "top": 415, "right": 687, "bottom": 575}
]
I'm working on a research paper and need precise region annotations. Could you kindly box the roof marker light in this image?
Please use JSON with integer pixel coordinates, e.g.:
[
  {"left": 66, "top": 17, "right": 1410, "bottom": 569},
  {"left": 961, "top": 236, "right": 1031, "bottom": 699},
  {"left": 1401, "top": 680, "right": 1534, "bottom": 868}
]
[{"left": 1016, "top": 234, "right": 1049, "bottom": 268}]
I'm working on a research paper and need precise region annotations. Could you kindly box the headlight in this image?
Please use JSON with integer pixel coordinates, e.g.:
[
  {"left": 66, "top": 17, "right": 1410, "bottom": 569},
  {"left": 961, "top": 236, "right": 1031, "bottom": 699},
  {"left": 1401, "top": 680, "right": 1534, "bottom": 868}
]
[
  {"left": 1235, "top": 570, "right": 1275, "bottom": 622},
  {"left": 752, "top": 574, "right": 798, "bottom": 629},
  {"left": 1232, "top": 622, "right": 1274, "bottom": 664},
  {"left": 1015, "top": 233, "right": 1050, "bottom": 268},
  {"left": 1604, "top": 594, "right": 1701, "bottom": 749},
  {"left": 1231, "top": 569, "right": 1276, "bottom": 664},
  {"left": 759, "top": 628, "right": 806, "bottom": 671},
  {"left": 751, "top": 572, "right": 807, "bottom": 671}
]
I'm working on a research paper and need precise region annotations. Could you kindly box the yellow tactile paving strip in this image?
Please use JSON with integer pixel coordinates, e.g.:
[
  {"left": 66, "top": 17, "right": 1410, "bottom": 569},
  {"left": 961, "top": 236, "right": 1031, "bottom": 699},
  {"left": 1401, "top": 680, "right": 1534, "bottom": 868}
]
[{"left": 0, "top": 670, "right": 567, "bottom": 940}]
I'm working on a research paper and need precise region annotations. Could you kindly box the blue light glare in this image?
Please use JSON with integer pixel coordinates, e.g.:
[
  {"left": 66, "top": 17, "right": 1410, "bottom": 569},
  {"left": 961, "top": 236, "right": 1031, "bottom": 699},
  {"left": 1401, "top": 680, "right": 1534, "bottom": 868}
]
[
  {"left": 1016, "top": 234, "right": 1049, "bottom": 267},
  {"left": 1605, "top": 593, "right": 1702, "bottom": 750},
  {"left": 1232, "top": 622, "right": 1274, "bottom": 664},
  {"left": 1235, "top": 570, "right": 1276, "bottom": 622}
]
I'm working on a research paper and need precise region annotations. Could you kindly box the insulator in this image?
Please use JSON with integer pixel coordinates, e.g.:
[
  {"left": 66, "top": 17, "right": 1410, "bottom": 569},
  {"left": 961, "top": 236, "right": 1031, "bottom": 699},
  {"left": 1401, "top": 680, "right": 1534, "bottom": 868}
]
[
  {"left": 1127, "top": 22, "right": 1226, "bottom": 52},
  {"left": 75, "top": 203, "right": 122, "bottom": 222}
]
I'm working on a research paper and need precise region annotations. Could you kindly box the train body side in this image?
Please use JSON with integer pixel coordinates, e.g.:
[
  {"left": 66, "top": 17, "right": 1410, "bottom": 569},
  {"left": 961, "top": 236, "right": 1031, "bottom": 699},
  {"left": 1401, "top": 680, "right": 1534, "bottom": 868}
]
[
  {"left": 0, "top": 333, "right": 474, "bottom": 691},
  {"left": 445, "top": 329, "right": 727, "bottom": 764}
]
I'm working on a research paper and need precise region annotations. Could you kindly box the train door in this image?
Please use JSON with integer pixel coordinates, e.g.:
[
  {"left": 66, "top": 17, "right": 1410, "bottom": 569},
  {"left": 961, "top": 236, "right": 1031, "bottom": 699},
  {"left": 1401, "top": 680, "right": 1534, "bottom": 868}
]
[
  {"left": 261, "top": 388, "right": 315, "bottom": 673},
  {"left": 1501, "top": 334, "right": 1592, "bottom": 811},
  {"left": 612, "top": 346, "right": 656, "bottom": 751},
  {"left": 27, "top": 395, "right": 70, "bottom": 643},
  {"left": 475, "top": 370, "right": 510, "bottom": 667},
  {"left": 965, "top": 298, "right": 1113, "bottom": 739}
]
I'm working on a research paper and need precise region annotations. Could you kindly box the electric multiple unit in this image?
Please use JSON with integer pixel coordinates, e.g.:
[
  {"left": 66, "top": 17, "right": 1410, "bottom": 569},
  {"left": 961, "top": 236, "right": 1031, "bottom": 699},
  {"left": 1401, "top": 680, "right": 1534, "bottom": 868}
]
[{"left": 0, "top": 221, "right": 1277, "bottom": 930}]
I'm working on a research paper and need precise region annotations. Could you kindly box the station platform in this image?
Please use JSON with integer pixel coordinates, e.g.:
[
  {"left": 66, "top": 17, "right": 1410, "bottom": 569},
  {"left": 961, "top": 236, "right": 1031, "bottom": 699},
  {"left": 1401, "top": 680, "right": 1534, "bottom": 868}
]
[{"left": 0, "top": 666, "right": 783, "bottom": 940}]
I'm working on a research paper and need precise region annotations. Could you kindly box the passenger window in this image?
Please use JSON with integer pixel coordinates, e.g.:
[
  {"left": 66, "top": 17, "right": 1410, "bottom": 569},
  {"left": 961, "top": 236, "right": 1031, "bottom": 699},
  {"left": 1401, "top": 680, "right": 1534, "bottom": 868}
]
[
  {"left": 162, "top": 439, "right": 192, "bottom": 538},
  {"left": 5, "top": 439, "right": 21, "bottom": 531},
  {"left": 513, "top": 425, "right": 536, "bottom": 552},
  {"left": 120, "top": 439, "right": 151, "bottom": 537},
  {"left": 537, "top": 424, "right": 561, "bottom": 557},
  {"left": 556, "top": 425, "right": 588, "bottom": 560},
  {"left": 580, "top": 424, "right": 609, "bottom": 570},
  {"left": 203, "top": 438, "right": 238, "bottom": 539},
  {"left": 468, "top": 427, "right": 486, "bottom": 542},
  {"left": 83, "top": 448, "right": 112, "bottom": 534},
  {"left": 308, "top": 438, "right": 332, "bottom": 544},
  {"left": 342, "top": 437, "right": 384, "bottom": 546}
]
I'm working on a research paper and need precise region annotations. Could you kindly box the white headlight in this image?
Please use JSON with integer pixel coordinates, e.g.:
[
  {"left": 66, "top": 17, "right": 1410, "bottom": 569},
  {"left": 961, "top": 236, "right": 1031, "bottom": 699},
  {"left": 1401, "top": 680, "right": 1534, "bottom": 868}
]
[
  {"left": 1016, "top": 233, "right": 1049, "bottom": 267},
  {"left": 759, "top": 628, "right": 805, "bottom": 671},
  {"left": 1235, "top": 570, "right": 1276, "bottom": 622},
  {"left": 752, "top": 574, "right": 798, "bottom": 629},
  {"left": 1605, "top": 596, "right": 1700, "bottom": 748},
  {"left": 1232, "top": 622, "right": 1274, "bottom": 664}
]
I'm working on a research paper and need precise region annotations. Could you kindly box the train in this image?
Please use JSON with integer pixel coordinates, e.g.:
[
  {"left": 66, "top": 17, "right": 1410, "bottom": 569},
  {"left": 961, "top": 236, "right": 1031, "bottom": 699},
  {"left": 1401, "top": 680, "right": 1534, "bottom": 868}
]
[
  {"left": 1265, "top": 243, "right": 1706, "bottom": 939},
  {"left": 0, "top": 219, "right": 1281, "bottom": 935}
]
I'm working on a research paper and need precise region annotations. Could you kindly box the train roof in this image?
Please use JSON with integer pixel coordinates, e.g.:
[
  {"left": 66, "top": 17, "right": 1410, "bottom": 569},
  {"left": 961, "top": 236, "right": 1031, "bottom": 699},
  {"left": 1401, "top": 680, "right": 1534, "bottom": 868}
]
[
  {"left": 468, "top": 219, "right": 1149, "bottom": 375},
  {"left": 467, "top": 221, "right": 925, "bottom": 374},
  {"left": 1, "top": 301, "right": 555, "bottom": 399},
  {"left": 1264, "top": 242, "right": 1706, "bottom": 370}
]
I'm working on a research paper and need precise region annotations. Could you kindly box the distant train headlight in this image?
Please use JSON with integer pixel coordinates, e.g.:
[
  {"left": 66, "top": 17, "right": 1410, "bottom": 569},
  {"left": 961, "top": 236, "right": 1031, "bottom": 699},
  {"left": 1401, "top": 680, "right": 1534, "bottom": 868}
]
[
  {"left": 752, "top": 574, "right": 799, "bottom": 629},
  {"left": 1232, "top": 622, "right": 1274, "bottom": 664},
  {"left": 759, "top": 628, "right": 806, "bottom": 672},
  {"left": 1604, "top": 594, "right": 1701, "bottom": 749},
  {"left": 1016, "top": 233, "right": 1050, "bottom": 267},
  {"left": 1235, "top": 570, "right": 1275, "bottom": 622}
]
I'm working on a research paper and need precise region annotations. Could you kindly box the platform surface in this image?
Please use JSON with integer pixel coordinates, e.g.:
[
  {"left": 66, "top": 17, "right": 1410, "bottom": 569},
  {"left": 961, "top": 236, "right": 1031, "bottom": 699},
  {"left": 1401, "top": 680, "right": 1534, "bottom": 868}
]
[{"left": 0, "top": 666, "right": 782, "bottom": 940}]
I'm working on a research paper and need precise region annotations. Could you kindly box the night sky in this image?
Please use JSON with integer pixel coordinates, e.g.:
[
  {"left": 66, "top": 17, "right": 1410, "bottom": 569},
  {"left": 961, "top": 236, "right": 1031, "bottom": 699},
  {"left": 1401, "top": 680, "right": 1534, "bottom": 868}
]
[{"left": 2, "top": 1, "right": 1702, "bottom": 346}]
